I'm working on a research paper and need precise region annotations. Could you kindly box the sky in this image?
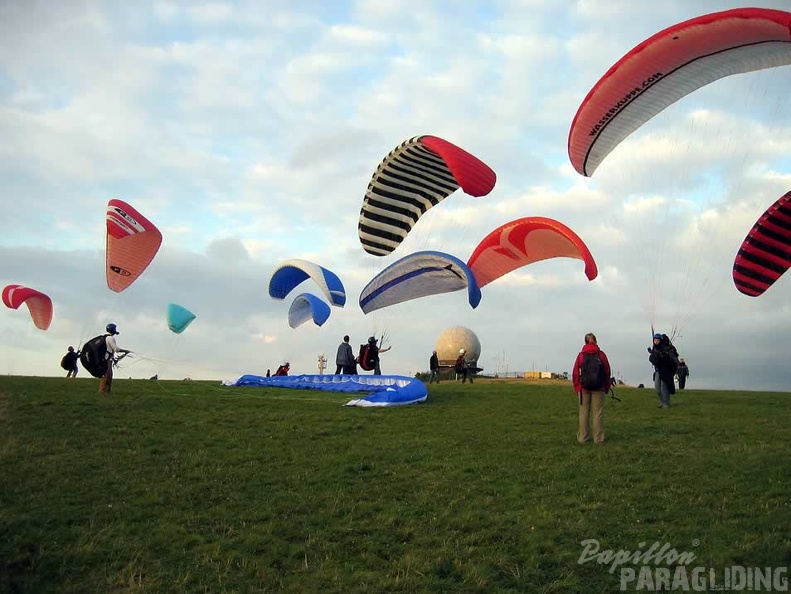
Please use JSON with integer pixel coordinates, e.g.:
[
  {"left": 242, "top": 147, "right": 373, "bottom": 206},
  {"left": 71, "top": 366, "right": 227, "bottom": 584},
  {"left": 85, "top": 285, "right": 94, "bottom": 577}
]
[{"left": 1, "top": 0, "right": 790, "bottom": 391}]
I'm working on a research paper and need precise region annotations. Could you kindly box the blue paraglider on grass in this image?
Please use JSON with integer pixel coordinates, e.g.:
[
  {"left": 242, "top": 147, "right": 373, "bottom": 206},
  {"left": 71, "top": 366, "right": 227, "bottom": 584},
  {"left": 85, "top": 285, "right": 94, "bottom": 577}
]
[{"left": 228, "top": 374, "right": 428, "bottom": 407}]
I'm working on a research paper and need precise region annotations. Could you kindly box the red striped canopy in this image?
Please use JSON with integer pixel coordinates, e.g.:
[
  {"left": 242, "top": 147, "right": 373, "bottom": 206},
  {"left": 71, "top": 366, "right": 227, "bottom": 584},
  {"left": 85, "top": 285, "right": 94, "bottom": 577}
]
[{"left": 733, "top": 191, "right": 791, "bottom": 297}]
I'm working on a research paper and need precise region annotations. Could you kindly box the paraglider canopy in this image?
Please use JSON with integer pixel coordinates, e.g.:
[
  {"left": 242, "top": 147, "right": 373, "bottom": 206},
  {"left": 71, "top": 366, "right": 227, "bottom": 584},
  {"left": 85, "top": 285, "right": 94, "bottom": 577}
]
[
  {"left": 106, "top": 199, "right": 163, "bottom": 292},
  {"left": 359, "top": 250, "right": 481, "bottom": 314},
  {"left": 568, "top": 7, "right": 791, "bottom": 176},
  {"left": 467, "top": 217, "right": 598, "bottom": 288},
  {"left": 167, "top": 303, "right": 197, "bottom": 334},
  {"left": 268, "top": 259, "right": 346, "bottom": 307},
  {"left": 288, "top": 293, "right": 331, "bottom": 329},
  {"left": 2, "top": 284, "right": 53, "bottom": 330},
  {"left": 733, "top": 190, "right": 791, "bottom": 297},
  {"left": 358, "top": 135, "right": 497, "bottom": 256}
]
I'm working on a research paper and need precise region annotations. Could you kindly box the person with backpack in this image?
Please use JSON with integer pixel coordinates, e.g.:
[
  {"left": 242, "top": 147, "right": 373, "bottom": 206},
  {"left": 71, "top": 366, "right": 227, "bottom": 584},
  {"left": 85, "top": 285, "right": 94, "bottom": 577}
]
[
  {"left": 61, "top": 346, "right": 80, "bottom": 378},
  {"left": 359, "top": 337, "right": 391, "bottom": 375},
  {"left": 274, "top": 362, "right": 290, "bottom": 376},
  {"left": 99, "top": 323, "right": 130, "bottom": 395},
  {"left": 648, "top": 332, "right": 678, "bottom": 408},
  {"left": 676, "top": 357, "right": 690, "bottom": 390},
  {"left": 572, "top": 332, "right": 612, "bottom": 444},
  {"left": 455, "top": 349, "right": 472, "bottom": 384}
]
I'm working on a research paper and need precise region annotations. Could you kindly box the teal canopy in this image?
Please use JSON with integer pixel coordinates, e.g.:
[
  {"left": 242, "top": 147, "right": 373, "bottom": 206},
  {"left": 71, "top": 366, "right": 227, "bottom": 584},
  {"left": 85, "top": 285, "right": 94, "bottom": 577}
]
[{"left": 167, "top": 303, "right": 196, "bottom": 334}]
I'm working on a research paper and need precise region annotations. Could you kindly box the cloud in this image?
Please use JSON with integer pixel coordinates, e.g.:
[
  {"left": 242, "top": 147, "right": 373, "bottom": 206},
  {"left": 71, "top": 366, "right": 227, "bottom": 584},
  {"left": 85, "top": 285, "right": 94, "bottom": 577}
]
[{"left": 1, "top": 1, "right": 790, "bottom": 391}]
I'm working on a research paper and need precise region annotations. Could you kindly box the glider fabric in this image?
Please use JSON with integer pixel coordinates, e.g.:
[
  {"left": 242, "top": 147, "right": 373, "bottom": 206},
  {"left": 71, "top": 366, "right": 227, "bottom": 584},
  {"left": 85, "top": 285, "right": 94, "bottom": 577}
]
[
  {"left": 359, "top": 250, "right": 481, "bottom": 314},
  {"left": 467, "top": 217, "right": 598, "bottom": 288},
  {"left": 167, "top": 303, "right": 197, "bottom": 334},
  {"left": 268, "top": 259, "right": 346, "bottom": 307},
  {"left": 359, "top": 135, "right": 497, "bottom": 256},
  {"left": 568, "top": 8, "right": 791, "bottom": 176},
  {"left": 106, "top": 199, "right": 163, "bottom": 292},
  {"left": 733, "top": 191, "right": 791, "bottom": 297},
  {"left": 227, "top": 374, "right": 428, "bottom": 407},
  {"left": 288, "top": 293, "right": 331, "bottom": 328},
  {"left": 2, "top": 284, "right": 53, "bottom": 330}
]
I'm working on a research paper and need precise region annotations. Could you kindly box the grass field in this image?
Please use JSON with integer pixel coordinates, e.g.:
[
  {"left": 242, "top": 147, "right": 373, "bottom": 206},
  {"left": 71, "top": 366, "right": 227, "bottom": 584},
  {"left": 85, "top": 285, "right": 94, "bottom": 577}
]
[{"left": 1, "top": 375, "right": 789, "bottom": 593}]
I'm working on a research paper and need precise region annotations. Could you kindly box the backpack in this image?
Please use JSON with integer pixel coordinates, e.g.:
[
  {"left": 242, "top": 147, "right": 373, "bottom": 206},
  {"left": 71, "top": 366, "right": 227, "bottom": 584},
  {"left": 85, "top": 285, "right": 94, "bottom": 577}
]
[
  {"left": 454, "top": 355, "right": 465, "bottom": 373},
  {"left": 80, "top": 335, "right": 109, "bottom": 378},
  {"left": 666, "top": 344, "right": 680, "bottom": 374},
  {"left": 60, "top": 355, "right": 70, "bottom": 371},
  {"left": 579, "top": 352, "right": 606, "bottom": 391},
  {"left": 358, "top": 344, "right": 376, "bottom": 371}
]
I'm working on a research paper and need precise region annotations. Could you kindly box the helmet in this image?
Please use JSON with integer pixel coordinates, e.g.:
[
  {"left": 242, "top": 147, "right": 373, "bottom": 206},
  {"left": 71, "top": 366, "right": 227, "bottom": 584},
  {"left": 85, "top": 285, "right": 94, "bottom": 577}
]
[
  {"left": 368, "top": 336, "right": 376, "bottom": 344},
  {"left": 106, "top": 323, "right": 119, "bottom": 335},
  {"left": 459, "top": 349, "right": 465, "bottom": 354}
]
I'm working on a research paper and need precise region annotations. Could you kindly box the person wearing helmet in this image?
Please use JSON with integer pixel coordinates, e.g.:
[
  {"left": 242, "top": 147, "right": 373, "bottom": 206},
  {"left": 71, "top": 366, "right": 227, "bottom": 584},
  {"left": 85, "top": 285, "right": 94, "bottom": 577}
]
[
  {"left": 60, "top": 346, "right": 80, "bottom": 378},
  {"left": 99, "top": 323, "right": 131, "bottom": 394},
  {"left": 648, "top": 332, "right": 679, "bottom": 409},
  {"left": 365, "top": 336, "right": 391, "bottom": 375},
  {"left": 454, "top": 348, "right": 472, "bottom": 384}
]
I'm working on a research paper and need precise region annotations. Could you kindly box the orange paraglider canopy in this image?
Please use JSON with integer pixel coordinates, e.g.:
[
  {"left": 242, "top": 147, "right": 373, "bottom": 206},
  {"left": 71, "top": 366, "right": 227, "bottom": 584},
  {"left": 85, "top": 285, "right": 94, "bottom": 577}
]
[
  {"left": 467, "top": 217, "right": 598, "bottom": 289},
  {"left": 106, "top": 199, "right": 163, "bottom": 292},
  {"left": 2, "top": 284, "right": 53, "bottom": 330}
]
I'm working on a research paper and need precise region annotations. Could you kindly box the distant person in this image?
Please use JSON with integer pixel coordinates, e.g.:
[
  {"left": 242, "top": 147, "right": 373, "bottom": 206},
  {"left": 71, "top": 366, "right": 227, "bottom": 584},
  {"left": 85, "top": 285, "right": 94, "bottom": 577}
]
[
  {"left": 572, "top": 332, "right": 612, "bottom": 444},
  {"left": 676, "top": 357, "right": 690, "bottom": 390},
  {"left": 455, "top": 349, "right": 472, "bottom": 384},
  {"left": 648, "top": 333, "right": 678, "bottom": 409},
  {"left": 266, "top": 369, "right": 271, "bottom": 378},
  {"left": 274, "top": 362, "right": 290, "bottom": 376},
  {"left": 99, "top": 323, "right": 131, "bottom": 395},
  {"left": 61, "top": 346, "right": 80, "bottom": 378},
  {"left": 335, "top": 335, "right": 356, "bottom": 374},
  {"left": 428, "top": 350, "right": 440, "bottom": 384}
]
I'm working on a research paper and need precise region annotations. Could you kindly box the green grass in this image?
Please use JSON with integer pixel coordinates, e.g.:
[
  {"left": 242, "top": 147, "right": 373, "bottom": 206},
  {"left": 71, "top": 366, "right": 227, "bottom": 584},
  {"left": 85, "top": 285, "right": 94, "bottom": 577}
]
[{"left": 1, "top": 376, "right": 789, "bottom": 593}]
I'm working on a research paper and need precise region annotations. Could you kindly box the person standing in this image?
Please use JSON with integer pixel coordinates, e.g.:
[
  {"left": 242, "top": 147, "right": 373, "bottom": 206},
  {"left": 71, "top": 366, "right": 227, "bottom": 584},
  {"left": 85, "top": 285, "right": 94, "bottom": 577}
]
[
  {"left": 61, "top": 346, "right": 80, "bottom": 378},
  {"left": 648, "top": 333, "right": 678, "bottom": 408},
  {"left": 365, "top": 336, "right": 391, "bottom": 375},
  {"left": 572, "top": 332, "right": 612, "bottom": 444},
  {"left": 676, "top": 357, "right": 690, "bottom": 390},
  {"left": 99, "top": 323, "right": 130, "bottom": 395},
  {"left": 428, "top": 350, "right": 440, "bottom": 383},
  {"left": 455, "top": 349, "right": 472, "bottom": 383},
  {"left": 335, "top": 335, "right": 355, "bottom": 374}
]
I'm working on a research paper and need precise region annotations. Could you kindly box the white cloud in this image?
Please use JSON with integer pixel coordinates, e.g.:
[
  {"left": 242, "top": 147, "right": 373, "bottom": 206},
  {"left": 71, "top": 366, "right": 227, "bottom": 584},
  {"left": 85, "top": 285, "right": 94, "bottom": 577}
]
[{"left": 1, "top": 1, "right": 790, "bottom": 391}]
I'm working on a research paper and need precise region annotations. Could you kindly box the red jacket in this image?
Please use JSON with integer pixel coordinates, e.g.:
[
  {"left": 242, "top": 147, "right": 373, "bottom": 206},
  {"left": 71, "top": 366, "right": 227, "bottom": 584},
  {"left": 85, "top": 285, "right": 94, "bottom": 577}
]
[{"left": 572, "top": 343, "right": 612, "bottom": 393}]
